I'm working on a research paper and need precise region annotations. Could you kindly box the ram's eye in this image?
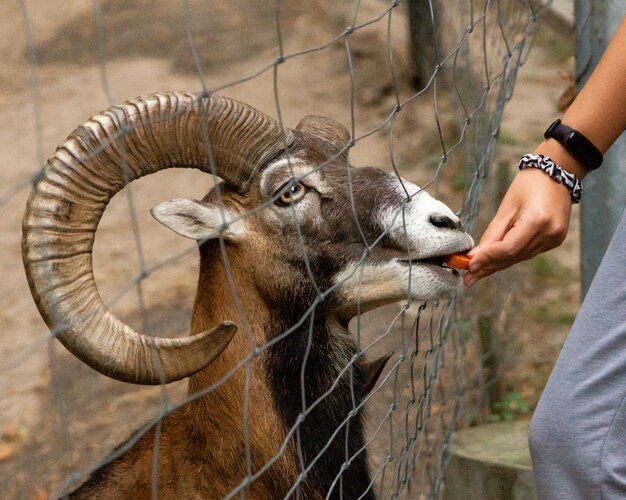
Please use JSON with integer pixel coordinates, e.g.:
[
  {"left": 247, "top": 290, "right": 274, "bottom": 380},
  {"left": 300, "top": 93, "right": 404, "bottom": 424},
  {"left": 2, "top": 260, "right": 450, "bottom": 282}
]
[{"left": 276, "top": 182, "right": 307, "bottom": 206}]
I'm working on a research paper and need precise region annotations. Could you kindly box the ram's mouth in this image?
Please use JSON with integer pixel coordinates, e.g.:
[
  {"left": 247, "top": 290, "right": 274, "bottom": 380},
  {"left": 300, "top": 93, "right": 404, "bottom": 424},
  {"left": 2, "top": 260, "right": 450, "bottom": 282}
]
[{"left": 398, "top": 256, "right": 460, "bottom": 276}]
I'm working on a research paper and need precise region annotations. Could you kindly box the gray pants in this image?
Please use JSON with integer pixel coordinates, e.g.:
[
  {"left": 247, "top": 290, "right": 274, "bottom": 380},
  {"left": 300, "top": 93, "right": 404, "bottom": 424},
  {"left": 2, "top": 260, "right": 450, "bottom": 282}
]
[{"left": 529, "top": 205, "right": 626, "bottom": 499}]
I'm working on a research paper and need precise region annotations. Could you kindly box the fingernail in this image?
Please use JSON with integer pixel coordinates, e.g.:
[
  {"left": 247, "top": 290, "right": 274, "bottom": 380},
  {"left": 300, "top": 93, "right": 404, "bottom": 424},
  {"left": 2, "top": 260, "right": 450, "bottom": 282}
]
[
  {"left": 465, "top": 277, "right": 477, "bottom": 288},
  {"left": 469, "top": 263, "right": 481, "bottom": 273}
]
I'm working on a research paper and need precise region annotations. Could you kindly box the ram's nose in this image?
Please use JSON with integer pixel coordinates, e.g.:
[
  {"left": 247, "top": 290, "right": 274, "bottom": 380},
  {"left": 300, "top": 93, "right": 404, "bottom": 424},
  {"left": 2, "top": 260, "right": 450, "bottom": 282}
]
[{"left": 428, "top": 214, "right": 463, "bottom": 231}]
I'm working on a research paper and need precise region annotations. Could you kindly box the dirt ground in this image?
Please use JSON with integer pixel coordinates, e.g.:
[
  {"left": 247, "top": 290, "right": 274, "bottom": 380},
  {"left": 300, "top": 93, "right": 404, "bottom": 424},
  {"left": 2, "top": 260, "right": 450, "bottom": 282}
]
[{"left": 0, "top": 1, "right": 577, "bottom": 497}]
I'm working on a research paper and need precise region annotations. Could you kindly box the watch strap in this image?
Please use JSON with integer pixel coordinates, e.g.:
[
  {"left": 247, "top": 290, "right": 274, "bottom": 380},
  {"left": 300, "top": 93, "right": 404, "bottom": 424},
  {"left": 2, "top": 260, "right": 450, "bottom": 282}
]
[{"left": 544, "top": 119, "right": 603, "bottom": 171}]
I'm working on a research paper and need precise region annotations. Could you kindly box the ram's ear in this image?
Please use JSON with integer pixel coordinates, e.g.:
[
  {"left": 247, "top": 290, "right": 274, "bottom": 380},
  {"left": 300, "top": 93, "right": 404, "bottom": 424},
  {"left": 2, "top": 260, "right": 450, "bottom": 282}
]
[{"left": 150, "top": 199, "right": 245, "bottom": 241}]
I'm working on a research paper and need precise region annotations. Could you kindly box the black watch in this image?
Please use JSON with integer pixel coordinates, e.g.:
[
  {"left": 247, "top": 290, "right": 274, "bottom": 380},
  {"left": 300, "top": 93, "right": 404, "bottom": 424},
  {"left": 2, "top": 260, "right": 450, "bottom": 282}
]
[{"left": 544, "top": 119, "right": 603, "bottom": 171}]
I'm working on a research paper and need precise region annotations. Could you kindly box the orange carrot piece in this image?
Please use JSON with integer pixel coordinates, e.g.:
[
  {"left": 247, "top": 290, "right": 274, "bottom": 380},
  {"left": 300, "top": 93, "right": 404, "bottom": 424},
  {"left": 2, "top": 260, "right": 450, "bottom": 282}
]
[{"left": 445, "top": 253, "right": 471, "bottom": 270}]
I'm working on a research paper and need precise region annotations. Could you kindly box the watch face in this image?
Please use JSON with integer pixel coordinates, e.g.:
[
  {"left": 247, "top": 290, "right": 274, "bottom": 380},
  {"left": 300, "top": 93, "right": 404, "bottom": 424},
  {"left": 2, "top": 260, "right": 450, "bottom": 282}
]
[
  {"left": 564, "top": 130, "right": 602, "bottom": 168},
  {"left": 565, "top": 131, "right": 577, "bottom": 143},
  {"left": 544, "top": 120, "right": 602, "bottom": 170},
  {"left": 565, "top": 131, "right": 586, "bottom": 149}
]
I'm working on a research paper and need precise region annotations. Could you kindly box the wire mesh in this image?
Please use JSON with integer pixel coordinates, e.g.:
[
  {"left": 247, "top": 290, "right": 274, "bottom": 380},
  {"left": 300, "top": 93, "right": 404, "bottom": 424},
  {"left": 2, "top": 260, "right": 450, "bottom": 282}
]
[{"left": 2, "top": 0, "right": 551, "bottom": 498}]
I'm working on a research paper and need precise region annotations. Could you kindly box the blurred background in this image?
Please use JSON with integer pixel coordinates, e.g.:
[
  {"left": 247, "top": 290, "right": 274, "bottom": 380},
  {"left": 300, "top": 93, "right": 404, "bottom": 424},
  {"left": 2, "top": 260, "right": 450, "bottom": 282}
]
[{"left": 0, "top": 1, "right": 581, "bottom": 497}]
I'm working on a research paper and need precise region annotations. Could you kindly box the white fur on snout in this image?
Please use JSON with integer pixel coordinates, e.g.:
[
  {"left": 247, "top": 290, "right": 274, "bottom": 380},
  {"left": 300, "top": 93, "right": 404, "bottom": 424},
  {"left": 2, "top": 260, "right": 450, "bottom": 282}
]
[
  {"left": 335, "top": 259, "right": 461, "bottom": 312},
  {"left": 378, "top": 178, "right": 474, "bottom": 259}
]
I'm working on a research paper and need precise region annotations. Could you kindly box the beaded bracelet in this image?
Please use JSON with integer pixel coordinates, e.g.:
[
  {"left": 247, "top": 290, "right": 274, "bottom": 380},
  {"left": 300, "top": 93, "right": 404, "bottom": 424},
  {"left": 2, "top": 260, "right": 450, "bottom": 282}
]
[{"left": 518, "top": 153, "right": 583, "bottom": 204}]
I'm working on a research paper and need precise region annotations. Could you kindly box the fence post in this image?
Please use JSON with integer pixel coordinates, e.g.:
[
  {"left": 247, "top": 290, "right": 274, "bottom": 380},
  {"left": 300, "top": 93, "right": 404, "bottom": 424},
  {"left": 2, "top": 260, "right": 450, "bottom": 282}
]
[
  {"left": 407, "top": 0, "right": 443, "bottom": 88},
  {"left": 575, "top": 0, "right": 626, "bottom": 297}
]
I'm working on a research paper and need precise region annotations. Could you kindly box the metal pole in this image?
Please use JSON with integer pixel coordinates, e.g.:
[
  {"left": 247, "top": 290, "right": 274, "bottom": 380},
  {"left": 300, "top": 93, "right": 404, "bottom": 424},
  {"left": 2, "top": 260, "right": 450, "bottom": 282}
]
[
  {"left": 575, "top": 0, "right": 626, "bottom": 297},
  {"left": 407, "top": 0, "right": 443, "bottom": 89}
]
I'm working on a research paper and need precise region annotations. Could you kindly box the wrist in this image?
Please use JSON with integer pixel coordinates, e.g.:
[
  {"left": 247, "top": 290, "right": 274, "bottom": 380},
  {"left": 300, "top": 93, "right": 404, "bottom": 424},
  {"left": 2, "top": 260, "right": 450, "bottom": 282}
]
[
  {"left": 515, "top": 167, "right": 572, "bottom": 205},
  {"left": 518, "top": 153, "right": 582, "bottom": 203},
  {"left": 534, "top": 139, "right": 589, "bottom": 180}
]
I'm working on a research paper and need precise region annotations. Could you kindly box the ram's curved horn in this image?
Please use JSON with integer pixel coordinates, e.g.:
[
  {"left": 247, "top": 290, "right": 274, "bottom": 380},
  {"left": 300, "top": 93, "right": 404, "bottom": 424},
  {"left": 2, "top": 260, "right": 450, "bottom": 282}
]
[
  {"left": 296, "top": 115, "right": 351, "bottom": 154},
  {"left": 22, "top": 92, "right": 293, "bottom": 384}
]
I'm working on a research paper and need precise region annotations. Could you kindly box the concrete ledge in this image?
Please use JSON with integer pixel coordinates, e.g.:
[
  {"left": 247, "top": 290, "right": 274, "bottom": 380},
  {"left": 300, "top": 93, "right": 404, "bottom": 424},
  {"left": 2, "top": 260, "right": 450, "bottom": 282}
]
[{"left": 443, "top": 420, "right": 537, "bottom": 500}]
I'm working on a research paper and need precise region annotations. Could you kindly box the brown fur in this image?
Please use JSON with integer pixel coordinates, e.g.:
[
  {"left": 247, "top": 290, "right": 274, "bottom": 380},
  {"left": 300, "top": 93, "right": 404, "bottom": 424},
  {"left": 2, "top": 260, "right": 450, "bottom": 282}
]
[
  {"left": 70, "top": 138, "right": 396, "bottom": 498},
  {"left": 72, "top": 238, "right": 300, "bottom": 498}
]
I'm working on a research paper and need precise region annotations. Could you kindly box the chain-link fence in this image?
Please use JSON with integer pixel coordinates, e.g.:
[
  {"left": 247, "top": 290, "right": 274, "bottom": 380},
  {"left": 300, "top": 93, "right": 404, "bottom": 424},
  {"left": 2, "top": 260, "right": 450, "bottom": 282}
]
[{"left": 2, "top": 1, "right": 552, "bottom": 498}]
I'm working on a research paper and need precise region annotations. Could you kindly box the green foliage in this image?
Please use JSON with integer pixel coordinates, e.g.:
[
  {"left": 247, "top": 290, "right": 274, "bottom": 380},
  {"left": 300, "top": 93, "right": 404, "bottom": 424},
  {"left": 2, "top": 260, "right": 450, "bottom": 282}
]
[
  {"left": 451, "top": 174, "right": 465, "bottom": 191},
  {"left": 531, "top": 254, "right": 570, "bottom": 281},
  {"left": 425, "top": 154, "right": 441, "bottom": 167},
  {"left": 530, "top": 303, "right": 577, "bottom": 326},
  {"left": 497, "top": 131, "right": 518, "bottom": 146},
  {"left": 535, "top": 27, "right": 574, "bottom": 63},
  {"left": 490, "top": 391, "right": 530, "bottom": 422},
  {"left": 456, "top": 318, "right": 472, "bottom": 342}
]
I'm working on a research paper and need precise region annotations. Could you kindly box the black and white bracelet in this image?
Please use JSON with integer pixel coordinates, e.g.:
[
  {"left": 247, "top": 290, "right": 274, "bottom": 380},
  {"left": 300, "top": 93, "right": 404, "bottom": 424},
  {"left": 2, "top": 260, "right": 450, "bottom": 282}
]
[{"left": 518, "top": 153, "right": 583, "bottom": 204}]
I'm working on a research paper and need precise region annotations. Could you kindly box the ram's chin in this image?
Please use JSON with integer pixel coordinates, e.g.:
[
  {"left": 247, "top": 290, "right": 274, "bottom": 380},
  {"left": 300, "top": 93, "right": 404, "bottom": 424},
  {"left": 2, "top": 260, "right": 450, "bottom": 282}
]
[
  {"left": 407, "top": 264, "right": 462, "bottom": 301},
  {"left": 334, "top": 261, "right": 461, "bottom": 320}
]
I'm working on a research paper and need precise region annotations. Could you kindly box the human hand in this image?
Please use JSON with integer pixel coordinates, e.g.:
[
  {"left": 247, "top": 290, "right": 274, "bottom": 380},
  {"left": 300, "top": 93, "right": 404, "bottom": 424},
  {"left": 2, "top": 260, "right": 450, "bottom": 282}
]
[{"left": 464, "top": 167, "right": 572, "bottom": 287}]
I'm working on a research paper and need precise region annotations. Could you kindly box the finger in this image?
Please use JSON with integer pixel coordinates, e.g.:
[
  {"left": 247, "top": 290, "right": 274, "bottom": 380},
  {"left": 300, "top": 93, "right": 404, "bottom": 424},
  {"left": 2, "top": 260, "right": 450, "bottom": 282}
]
[
  {"left": 477, "top": 210, "right": 516, "bottom": 248},
  {"left": 467, "top": 209, "right": 517, "bottom": 263},
  {"left": 463, "top": 227, "right": 556, "bottom": 287},
  {"left": 465, "top": 222, "right": 543, "bottom": 285},
  {"left": 471, "top": 213, "right": 543, "bottom": 269}
]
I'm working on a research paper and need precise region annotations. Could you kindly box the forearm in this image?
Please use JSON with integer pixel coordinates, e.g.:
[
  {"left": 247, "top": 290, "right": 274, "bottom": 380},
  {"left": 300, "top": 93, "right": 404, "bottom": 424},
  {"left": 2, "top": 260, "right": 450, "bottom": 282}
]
[
  {"left": 465, "top": 16, "right": 626, "bottom": 285},
  {"left": 535, "top": 15, "right": 626, "bottom": 180}
]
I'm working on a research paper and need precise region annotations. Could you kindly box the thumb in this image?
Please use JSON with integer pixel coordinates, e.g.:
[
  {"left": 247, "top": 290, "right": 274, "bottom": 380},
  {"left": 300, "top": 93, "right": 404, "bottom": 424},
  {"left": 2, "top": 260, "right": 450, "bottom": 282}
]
[
  {"left": 469, "top": 210, "right": 515, "bottom": 262},
  {"left": 479, "top": 211, "right": 514, "bottom": 247}
]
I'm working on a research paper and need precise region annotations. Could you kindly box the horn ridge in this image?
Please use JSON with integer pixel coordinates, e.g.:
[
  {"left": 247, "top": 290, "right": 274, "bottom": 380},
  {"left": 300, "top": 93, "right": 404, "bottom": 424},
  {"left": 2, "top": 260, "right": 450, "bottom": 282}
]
[
  {"left": 296, "top": 115, "right": 350, "bottom": 154},
  {"left": 22, "top": 91, "right": 290, "bottom": 384}
]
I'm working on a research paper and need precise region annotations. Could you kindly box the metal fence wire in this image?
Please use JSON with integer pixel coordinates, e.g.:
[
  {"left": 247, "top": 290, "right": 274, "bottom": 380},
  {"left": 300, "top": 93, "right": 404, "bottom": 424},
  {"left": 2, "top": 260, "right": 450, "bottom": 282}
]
[{"left": 2, "top": 0, "right": 550, "bottom": 498}]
